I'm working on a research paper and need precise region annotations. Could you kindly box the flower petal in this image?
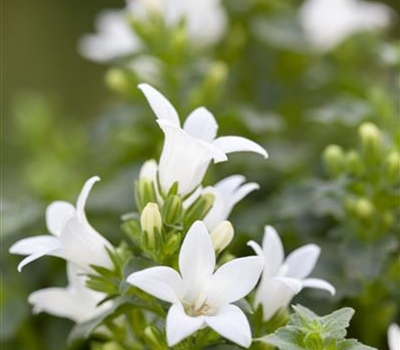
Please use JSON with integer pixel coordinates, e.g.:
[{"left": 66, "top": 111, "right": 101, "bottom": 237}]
[
  {"left": 247, "top": 240, "right": 264, "bottom": 257},
  {"left": 183, "top": 107, "right": 218, "bottom": 142},
  {"left": 179, "top": 221, "right": 215, "bottom": 299},
  {"left": 208, "top": 256, "right": 263, "bottom": 305},
  {"left": 262, "top": 226, "right": 284, "bottom": 276},
  {"left": 166, "top": 303, "right": 204, "bottom": 347},
  {"left": 213, "top": 136, "right": 268, "bottom": 158},
  {"left": 254, "top": 278, "right": 295, "bottom": 321},
  {"left": 76, "top": 176, "right": 101, "bottom": 222},
  {"left": 46, "top": 201, "right": 75, "bottom": 236},
  {"left": 388, "top": 323, "right": 400, "bottom": 350},
  {"left": 205, "top": 304, "right": 252, "bottom": 348},
  {"left": 273, "top": 277, "right": 303, "bottom": 294},
  {"left": 127, "top": 266, "right": 183, "bottom": 303},
  {"left": 9, "top": 236, "right": 60, "bottom": 272},
  {"left": 285, "top": 244, "right": 320, "bottom": 279},
  {"left": 138, "top": 83, "right": 180, "bottom": 126},
  {"left": 58, "top": 216, "right": 113, "bottom": 272},
  {"left": 302, "top": 278, "right": 336, "bottom": 295}
]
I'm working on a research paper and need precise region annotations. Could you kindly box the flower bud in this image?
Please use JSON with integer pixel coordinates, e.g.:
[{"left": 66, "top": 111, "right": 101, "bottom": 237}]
[
  {"left": 210, "top": 221, "right": 234, "bottom": 253},
  {"left": 135, "top": 178, "right": 158, "bottom": 212},
  {"left": 105, "top": 68, "right": 134, "bottom": 96},
  {"left": 184, "top": 193, "right": 215, "bottom": 229},
  {"left": 164, "top": 232, "right": 182, "bottom": 256},
  {"left": 359, "top": 122, "right": 382, "bottom": 163},
  {"left": 162, "top": 195, "right": 183, "bottom": 225},
  {"left": 355, "top": 197, "right": 375, "bottom": 220},
  {"left": 102, "top": 342, "right": 125, "bottom": 350},
  {"left": 345, "top": 150, "right": 363, "bottom": 176},
  {"left": 143, "top": 326, "right": 167, "bottom": 350},
  {"left": 323, "top": 145, "right": 345, "bottom": 177},
  {"left": 385, "top": 151, "right": 400, "bottom": 184},
  {"left": 141, "top": 203, "right": 162, "bottom": 250}
]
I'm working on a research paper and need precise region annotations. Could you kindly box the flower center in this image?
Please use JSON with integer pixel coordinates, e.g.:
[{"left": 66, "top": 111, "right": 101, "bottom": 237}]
[{"left": 182, "top": 289, "right": 217, "bottom": 317}]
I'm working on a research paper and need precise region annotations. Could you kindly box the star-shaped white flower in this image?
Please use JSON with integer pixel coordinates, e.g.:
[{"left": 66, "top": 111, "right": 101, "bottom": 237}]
[
  {"left": 299, "top": 0, "right": 392, "bottom": 52},
  {"left": 127, "top": 221, "right": 263, "bottom": 347},
  {"left": 139, "top": 84, "right": 268, "bottom": 196},
  {"left": 248, "top": 226, "right": 335, "bottom": 321},
  {"left": 10, "top": 176, "right": 113, "bottom": 273},
  {"left": 29, "top": 263, "right": 112, "bottom": 324},
  {"left": 388, "top": 323, "right": 400, "bottom": 350},
  {"left": 79, "top": 0, "right": 227, "bottom": 62}
]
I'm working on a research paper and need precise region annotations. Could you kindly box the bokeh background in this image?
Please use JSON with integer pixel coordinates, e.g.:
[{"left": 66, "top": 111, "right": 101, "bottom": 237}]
[{"left": 2, "top": 0, "right": 399, "bottom": 349}]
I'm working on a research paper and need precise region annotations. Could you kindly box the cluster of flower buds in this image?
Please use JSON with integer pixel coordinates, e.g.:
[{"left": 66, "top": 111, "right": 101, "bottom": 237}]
[
  {"left": 323, "top": 122, "right": 399, "bottom": 238},
  {"left": 10, "top": 84, "right": 336, "bottom": 349}
]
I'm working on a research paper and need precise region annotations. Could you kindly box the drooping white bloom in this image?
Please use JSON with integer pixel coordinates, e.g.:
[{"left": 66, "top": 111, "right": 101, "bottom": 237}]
[
  {"left": 139, "top": 84, "right": 268, "bottom": 196},
  {"left": 29, "top": 263, "right": 112, "bottom": 323},
  {"left": 10, "top": 177, "right": 113, "bottom": 273},
  {"left": 127, "top": 221, "right": 263, "bottom": 347},
  {"left": 388, "top": 323, "right": 400, "bottom": 350},
  {"left": 248, "top": 226, "right": 335, "bottom": 321},
  {"left": 299, "top": 0, "right": 392, "bottom": 52},
  {"left": 79, "top": 0, "right": 227, "bottom": 62},
  {"left": 203, "top": 175, "right": 260, "bottom": 231}
]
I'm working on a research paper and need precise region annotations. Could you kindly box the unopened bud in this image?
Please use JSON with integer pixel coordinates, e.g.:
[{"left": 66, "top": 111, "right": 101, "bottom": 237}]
[
  {"left": 162, "top": 195, "right": 183, "bottom": 225},
  {"left": 210, "top": 221, "right": 234, "bottom": 253},
  {"left": 385, "top": 151, "right": 400, "bottom": 184},
  {"left": 135, "top": 177, "right": 157, "bottom": 212},
  {"left": 355, "top": 198, "right": 375, "bottom": 219},
  {"left": 143, "top": 326, "right": 167, "bottom": 350},
  {"left": 105, "top": 68, "right": 134, "bottom": 96},
  {"left": 164, "top": 232, "right": 182, "bottom": 256},
  {"left": 345, "top": 150, "right": 363, "bottom": 176},
  {"left": 323, "top": 145, "right": 344, "bottom": 177},
  {"left": 141, "top": 203, "right": 162, "bottom": 249},
  {"left": 184, "top": 193, "right": 215, "bottom": 229},
  {"left": 103, "top": 342, "right": 125, "bottom": 350},
  {"left": 359, "top": 122, "right": 382, "bottom": 163}
]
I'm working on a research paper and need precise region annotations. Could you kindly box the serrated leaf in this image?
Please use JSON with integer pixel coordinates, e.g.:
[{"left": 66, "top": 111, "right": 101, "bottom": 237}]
[
  {"left": 259, "top": 327, "right": 304, "bottom": 350},
  {"left": 336, "top": 339, "right": 377, "bottom": 350},
  {"left": 321, "top": 308, "right": 355, "bottom": 338}
]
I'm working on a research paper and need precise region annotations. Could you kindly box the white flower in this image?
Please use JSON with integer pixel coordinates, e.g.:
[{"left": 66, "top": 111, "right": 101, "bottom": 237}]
[
  {"left": 202, "top": 175, "right": 260, "bottom": 231},
  {"left": 299, "top": 0, "right": 392, "bottom": 52},
  {"left": 79, "top": 0, "right": 227, "bottom": 62},
  {"left": 127, "top": 221, "right": 263, "bottom": 347},
  {"left": 248, "top": 226, "right": 335, "bottom": 321},
  {"left": 10, "top": 176, "right": 113, "bottom": 273},
  {"left": 29, "top": 263, "right": 112, "bottom": 324},
  {"left": 388, "top": 323, "right": 400, "bottom": 350},
  {"left": 139, "top": 84, "right": 268, "bottom": 196}
]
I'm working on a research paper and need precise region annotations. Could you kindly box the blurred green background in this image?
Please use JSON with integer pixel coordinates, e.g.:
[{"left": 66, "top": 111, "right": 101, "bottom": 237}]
[{"left": 2, "top": 0, "right": 399, "bottom": 349}]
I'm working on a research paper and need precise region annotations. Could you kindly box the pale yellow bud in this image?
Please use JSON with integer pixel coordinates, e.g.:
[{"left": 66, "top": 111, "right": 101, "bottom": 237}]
[
  {"left": 141, "top": 203, "right": 162, "bottom": 249},
  {"left": 359, "top": 122, "right": 382, "bottom": 162},
  {"left": 323, "top": 145, "right": 345, "bottom": 177},
  {"left": 355, "top": 198, "right": 375, "bottom": 219},
  {"left": 210, "top": 221, "right": 234, "bottom": 253}
]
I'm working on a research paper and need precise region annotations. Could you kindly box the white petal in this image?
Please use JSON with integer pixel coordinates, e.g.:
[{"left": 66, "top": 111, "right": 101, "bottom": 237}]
[
  {"left": 157, "top": 120, "right": 225, "bottom": 195},
  {"left": 273, "top": 277, "right": 303, "bottom": 294},
  {"left": 9, "top": 236, "right": 60, "bottom": 272},
  {"left": 208, "top": 256, "right": 263, "bottom": 305},
  {"left": 285, "top": 244, "right": 320, "bottom": 279},
  {"left": 9, "top": 236, "right": 59, "bottom": 256},
  {"left": 247, "top": 240, "right": 264, "bottom": 257},
  {"left": 166, "top": 303, "right": 205, "bottom": 347},
  {"left": 213, "top": 136, "right": 268, "bottom": 158},
  {"left": 214, "top": 175, "right": 246, "bottom": 194},
  {"left": 302, "top": 278, "right": 336, "bottom": 295},
  {"left": 205, "top": 304, "right": 252, "bottom": 348},
  {"left": 66, "top": 263, "right": 88, "bottom": 291},
  {"left": 139, "top": 159, "right": 158, "bottom": 181},
  {"left": 138, "top": 84, "right": 180, "bottom": 126},
  {"left": 262, "top": 226, "right": 284, "bottom": 276},
  {"left": 127, "top": 266, "right": 182, "bottom": 303},
  {"left": 254, "top": 278, "right": 295, "bottom": 321},
  {"left": 46, "top": 201, "right": 75, "bottom": 236},
  {"left": 58, "top": 216, "right": 113, "bottom": 272},
  {"left": 388, "top": 323, "right": 400, "bottom": 350},
  {"left": 179, "top": 222, "right": 215, "bottom": 298},
  {"left": 183, "top": 107, "right": 218, "bottom": 142},
  {"left": 76, "top": 176, "right": 101, "bottom": 222}
]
